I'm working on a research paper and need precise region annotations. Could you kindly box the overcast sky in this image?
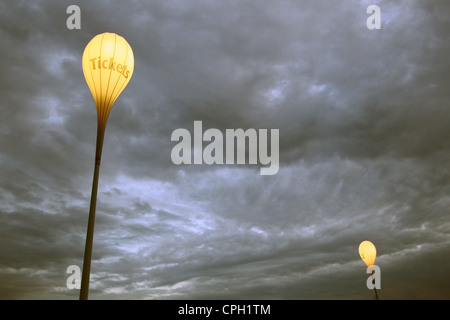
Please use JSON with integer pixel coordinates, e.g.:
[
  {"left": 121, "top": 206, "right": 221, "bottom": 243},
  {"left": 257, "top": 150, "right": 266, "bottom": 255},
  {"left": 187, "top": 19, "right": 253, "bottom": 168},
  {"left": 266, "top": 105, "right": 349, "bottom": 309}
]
[{"left": 0, "top": 0, "right": 449, "bottom": 300}]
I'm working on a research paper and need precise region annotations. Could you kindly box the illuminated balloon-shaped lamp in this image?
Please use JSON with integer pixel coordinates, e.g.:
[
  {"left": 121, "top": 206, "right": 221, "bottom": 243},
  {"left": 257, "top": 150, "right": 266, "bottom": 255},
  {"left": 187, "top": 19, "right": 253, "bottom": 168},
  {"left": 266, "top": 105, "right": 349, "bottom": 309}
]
[
  {"left": 80, "top": 33, "right": 134, "bottom": 300},
  {"left": 358, "top": 240, "right": 379, "bottom": 300}
]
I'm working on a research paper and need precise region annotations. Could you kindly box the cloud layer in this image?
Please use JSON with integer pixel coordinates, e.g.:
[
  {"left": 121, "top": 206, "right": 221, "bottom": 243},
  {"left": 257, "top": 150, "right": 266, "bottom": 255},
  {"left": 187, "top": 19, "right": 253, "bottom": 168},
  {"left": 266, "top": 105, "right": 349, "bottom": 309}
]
[{"left": 0, "top": 0, "right": 449, "bottom": 299}]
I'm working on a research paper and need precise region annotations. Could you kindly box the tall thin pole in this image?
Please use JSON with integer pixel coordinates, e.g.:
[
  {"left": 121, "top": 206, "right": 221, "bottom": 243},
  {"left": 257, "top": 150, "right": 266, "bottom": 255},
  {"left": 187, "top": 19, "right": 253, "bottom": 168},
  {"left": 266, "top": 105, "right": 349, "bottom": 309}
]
[
  {"left": 80, "top": 124, "right": 106, "bottom": 300},
  {"left": 372, "top": 270, "right": 379, "bottom": 300}
]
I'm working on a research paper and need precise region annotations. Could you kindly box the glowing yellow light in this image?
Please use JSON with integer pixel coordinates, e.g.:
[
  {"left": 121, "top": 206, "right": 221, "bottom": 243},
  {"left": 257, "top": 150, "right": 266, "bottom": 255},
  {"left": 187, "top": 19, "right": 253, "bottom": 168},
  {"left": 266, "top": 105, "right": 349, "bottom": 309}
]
[
  {"left": 82, "top": 32, "right": 134, "bottom": 126},
  {"left": 359, "top": 240, "right": 377, "bottom": 268}
]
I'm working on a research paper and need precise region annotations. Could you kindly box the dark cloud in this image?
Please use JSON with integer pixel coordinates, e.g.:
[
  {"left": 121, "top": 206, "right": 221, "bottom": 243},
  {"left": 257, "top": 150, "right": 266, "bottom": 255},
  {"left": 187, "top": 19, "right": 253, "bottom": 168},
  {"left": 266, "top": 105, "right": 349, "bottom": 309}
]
[{"left": 0, "top": 0, "right": 449, "bottom": 300}]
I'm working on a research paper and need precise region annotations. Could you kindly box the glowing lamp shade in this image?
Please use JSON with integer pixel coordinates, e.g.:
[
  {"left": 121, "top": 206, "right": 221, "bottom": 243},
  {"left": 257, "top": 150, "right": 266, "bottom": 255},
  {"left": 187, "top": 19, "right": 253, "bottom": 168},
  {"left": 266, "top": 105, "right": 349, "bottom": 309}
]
[
  {"left": 359, "top": 240, "right": 377, "bottom": 268},
  {"left": 82, "top": 32, "right": 134, "bottom": 125}
]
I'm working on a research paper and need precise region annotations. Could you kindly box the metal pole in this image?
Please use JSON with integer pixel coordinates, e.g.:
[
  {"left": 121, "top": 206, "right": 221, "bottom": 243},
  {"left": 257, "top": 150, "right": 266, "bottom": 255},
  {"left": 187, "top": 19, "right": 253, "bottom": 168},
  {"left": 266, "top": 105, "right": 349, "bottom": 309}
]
[
  {"left": 80, "top": 124, "right": 105, "bottom": 300},
  {"left": 372, "top": 269, "right": 379, "bottom": 300}
]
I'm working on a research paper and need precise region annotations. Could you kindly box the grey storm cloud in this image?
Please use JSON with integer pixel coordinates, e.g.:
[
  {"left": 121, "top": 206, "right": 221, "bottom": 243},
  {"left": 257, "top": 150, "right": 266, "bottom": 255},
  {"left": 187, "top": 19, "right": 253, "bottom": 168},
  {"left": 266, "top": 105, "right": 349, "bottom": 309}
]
[{"left": 0, "top": 0, "right": 449, "bottom": 300}]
